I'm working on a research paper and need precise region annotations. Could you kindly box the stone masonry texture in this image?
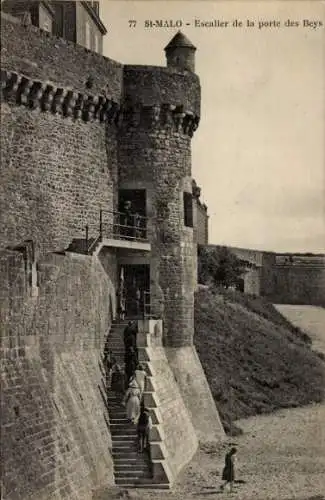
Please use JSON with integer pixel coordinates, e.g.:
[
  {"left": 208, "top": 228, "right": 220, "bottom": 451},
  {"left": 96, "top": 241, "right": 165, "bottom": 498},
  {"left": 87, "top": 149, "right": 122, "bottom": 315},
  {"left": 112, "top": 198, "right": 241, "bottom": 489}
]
[
  {"left": 1, "top": 15, "right": 122, "bottom": 98},
  {"left": 0, "top": 13, "right": 226, "bottom": 499},
  {"left": 1, "top": 251, "right": 114, "bottom": 500},
  {"left": 0, "top": 101, "right": 118, "bottom": 256},
  {"left": 118, "top": 66, "right": 201, "bottom": 346},
  {"left": 146, "top": 344, "right": 198, "bottom": 479}
]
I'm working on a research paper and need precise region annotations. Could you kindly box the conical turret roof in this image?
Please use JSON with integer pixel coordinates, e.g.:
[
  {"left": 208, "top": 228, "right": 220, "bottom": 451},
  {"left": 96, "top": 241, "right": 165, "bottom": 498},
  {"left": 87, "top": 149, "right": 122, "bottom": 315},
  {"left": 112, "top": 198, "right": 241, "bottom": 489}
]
[{"left": 164, "top": 31, "right": 196, "bottom": 51}]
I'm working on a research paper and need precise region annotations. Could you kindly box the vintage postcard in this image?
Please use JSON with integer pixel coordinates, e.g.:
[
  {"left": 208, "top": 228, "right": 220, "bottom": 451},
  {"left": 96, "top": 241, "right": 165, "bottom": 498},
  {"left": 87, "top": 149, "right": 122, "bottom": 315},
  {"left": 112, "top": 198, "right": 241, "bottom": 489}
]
[{"left": 1, "top": 1, "right": 324, "bottom": 499}]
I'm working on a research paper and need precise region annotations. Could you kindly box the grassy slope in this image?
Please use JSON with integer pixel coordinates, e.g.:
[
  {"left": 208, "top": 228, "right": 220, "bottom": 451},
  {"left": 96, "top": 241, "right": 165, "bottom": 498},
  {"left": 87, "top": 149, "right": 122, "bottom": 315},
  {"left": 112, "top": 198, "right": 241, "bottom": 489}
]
[{"left": 194, "top": 287, "right": 325, "bottom": 434}]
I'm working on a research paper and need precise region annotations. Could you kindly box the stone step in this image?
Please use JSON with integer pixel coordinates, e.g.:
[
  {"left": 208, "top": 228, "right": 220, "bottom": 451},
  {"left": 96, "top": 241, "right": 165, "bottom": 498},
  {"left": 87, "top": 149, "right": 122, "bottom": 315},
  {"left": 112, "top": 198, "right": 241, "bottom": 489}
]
[
  {"left": 114, "top": 464, "right": 150, "bottom": 470},
  {"left": 111, "top": 429, "right": 137, "bottom": 436},
  {"left": 114, "top": 464, "right": 149, "bottom": 471},
  {"left": 109, "top": 421, "right": 130, "bottom": 426},
  {"left": 115, "top": 471, "right": 152, "bottom": 479},
  {"left": 112, "top": 444, "right": 138, "bottom": 450},
  {"left": 114, "top": 482, "right": 170, "bottom": 490},
  {"left": 114, "top": 467, "right": 151, "bottom": 474},
  {"left": 113, "top": 458, "right": 149, "bottom": 465},
  {"left": 111, "top": 428, "right": 137, "bottom": 439},
  {"left": 112, "top": 450, "right": 139, "bottom": 456},
  {"left": 112, "top": 434, "right": 137, "bottom": 448},
  {"left": 107, "top": 401, "right": 124, "bottom": 406},
  {"left": 109, "top": 415, "right": 130, "bottom": 421},
  {"left": 107, "top": 405, "right": 126, "bottom": 411},
  {"left": 112, "top": 451, "right": 141, "bottom": 459}
]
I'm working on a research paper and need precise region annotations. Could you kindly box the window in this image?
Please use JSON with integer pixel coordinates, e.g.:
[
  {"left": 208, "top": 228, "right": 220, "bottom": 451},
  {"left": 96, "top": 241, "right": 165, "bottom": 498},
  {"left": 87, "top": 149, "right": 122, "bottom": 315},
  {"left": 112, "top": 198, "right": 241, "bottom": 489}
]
[
  {"left": 183, "top": 192, "right": 193, "bottom": 228},
  {"left": 85, "top": 21, "right": 91, "bottom": 49},
  {"left": 94, "top": 33, "right": 99, "bottom": 53}
]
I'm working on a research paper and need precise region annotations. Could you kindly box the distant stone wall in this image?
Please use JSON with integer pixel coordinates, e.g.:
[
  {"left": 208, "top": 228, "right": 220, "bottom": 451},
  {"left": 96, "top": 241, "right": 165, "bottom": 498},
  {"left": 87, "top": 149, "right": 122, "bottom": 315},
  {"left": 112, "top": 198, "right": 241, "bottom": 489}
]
[
  {"left": 267, "top": 265, "right": 325, "bottom": 306},
  {"left": 243, "top": 267, "right": 261, "bottom": 295},
  {"left": 1, "top": 250, "right": 115, "bottom": 500},
  {"left": 206, "top": 245, "right": 325, "bottom": 305}
]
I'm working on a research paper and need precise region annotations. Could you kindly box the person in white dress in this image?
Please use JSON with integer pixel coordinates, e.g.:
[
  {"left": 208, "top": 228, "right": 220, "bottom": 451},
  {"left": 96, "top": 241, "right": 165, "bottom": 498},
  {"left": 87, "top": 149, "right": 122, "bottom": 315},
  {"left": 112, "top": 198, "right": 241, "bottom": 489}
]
[
  {"left": 133, "top": 364, "right": 147, "bottom": 401},
  {"left": 122, "top": 379, "right": 141, "bottom": 424}
]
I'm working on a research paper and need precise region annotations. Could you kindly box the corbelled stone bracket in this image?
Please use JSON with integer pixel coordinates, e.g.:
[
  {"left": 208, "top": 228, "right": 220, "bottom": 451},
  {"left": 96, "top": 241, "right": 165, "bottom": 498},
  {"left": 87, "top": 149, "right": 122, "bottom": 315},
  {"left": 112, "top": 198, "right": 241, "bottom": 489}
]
[
  {"left": 0, "top": 69, "right": 120, "bottom": 124},
  {"left": 121, "top": 102, "right": 200, "bottom": 137}
]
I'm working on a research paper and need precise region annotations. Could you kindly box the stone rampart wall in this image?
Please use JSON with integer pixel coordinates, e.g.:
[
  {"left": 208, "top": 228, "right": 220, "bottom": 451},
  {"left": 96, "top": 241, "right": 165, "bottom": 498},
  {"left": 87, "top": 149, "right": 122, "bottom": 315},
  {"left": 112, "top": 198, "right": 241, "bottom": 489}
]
[{"left": 1, "top": 250, "right": 115, "bottom": 499}]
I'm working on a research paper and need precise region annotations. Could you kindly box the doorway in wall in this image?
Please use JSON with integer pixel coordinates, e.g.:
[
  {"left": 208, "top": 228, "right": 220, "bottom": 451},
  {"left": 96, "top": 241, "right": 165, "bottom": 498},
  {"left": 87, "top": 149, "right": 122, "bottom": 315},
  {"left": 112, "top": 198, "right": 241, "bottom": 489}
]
[
  {"left": 118, "top": 264, "right": 150, "bottom": 319},
  {"left": 118, "top": 189, "right": 147, "bottom": 239},
  {"left": 118, "top": 189, "right": 146, "bottom": 216}
]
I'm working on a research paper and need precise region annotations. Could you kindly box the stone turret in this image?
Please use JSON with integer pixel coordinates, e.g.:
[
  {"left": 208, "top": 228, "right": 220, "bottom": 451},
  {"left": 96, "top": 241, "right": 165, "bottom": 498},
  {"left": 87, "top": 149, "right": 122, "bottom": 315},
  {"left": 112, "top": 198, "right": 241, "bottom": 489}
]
[
  {"left": 164, "top": 31, "right": 196, "bottom": 73},
  {"left": 119, "top": 34, "right": 201, "bottom": 346}
]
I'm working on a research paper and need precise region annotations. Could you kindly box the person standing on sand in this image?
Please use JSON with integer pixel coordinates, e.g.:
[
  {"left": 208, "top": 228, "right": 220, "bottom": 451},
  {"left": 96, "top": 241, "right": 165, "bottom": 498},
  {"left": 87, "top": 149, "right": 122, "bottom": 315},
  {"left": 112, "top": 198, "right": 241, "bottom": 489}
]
[{"left": 220, "top": 447, "right": 237, "bottom": 493}]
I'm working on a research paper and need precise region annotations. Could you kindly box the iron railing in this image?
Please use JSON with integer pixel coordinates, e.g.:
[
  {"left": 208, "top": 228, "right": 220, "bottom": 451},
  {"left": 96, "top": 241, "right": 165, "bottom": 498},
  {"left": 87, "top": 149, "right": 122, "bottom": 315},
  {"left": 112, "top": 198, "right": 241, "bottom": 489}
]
[
  {"left": 143, "top": 290, "right": 151, "bottom": 319},
  {"left": 85, "top": 209, "right": 149, "bottom": 253}
]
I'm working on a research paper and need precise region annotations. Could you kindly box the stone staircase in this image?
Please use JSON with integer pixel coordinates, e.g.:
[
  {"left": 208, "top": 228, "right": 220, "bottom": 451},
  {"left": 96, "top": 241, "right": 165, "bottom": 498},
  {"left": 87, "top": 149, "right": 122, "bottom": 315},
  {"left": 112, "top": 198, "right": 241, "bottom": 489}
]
[{"left": 106, "top": 320, "right": 170, "bottom": 489}]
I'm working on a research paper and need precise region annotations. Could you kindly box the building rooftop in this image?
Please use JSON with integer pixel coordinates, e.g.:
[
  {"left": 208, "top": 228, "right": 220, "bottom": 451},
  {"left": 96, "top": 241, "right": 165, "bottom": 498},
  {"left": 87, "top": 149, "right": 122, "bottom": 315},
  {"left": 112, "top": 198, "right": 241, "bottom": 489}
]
[{"left": 164, "top": 31, "right": 196, "bottom": 51}]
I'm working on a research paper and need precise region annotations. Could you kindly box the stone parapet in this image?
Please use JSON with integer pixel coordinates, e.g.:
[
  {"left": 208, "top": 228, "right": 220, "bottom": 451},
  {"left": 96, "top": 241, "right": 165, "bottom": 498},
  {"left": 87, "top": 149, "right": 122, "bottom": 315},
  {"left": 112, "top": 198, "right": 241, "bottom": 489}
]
[
  {"left": 1, "top": 69, "right": 120, "bottom": 124},
  {"left": 120, "top": 103, "right": 199, "bottom": 137}
]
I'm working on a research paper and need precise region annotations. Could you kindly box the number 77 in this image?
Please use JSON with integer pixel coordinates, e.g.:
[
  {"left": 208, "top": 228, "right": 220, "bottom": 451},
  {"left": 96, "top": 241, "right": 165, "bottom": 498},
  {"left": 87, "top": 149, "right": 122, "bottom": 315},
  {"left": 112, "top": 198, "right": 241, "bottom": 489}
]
[{"left": 129, "top": 20, "right": 137, "bottom": 28}]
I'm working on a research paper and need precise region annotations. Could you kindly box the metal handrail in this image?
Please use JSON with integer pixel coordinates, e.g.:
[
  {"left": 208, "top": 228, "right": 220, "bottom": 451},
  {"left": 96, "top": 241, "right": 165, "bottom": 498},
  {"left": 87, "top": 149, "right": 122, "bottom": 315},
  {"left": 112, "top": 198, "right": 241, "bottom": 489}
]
[
  {"left": 87, "top": 234, "right": 102, "bottom": 254},
  {"left": 100, "top": 208, "right": 148, "bottom": 223},
  {"left": 143, "top": 291, "right": 151, "bottom": 319},
  {"left": 84, "top": 209, "right": 149, "bottom": 254}
]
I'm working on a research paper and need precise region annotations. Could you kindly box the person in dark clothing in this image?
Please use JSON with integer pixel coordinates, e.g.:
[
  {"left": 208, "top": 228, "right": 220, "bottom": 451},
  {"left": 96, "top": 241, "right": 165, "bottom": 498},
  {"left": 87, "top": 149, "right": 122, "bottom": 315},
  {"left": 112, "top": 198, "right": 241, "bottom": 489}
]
[
  {"left": 220, "top": 447, "right": 237, "bottom": 493},
  {"left": 103, "top": 348, "right": 113, "bottom": 388},
  {"left": 137, "top": 407, "right": 152, "bottom": 452},
  {"left": 124, "top": 321, "right": 133, "bottom": 343},
  {"left": 124, "top": 321, "right": 137, "bottom": 346},
  {"left": 111, "top": 363, "right": 125, "bottom": 401},
  {"left": 124, "top": 321, "right": 138, "bottom": 361},
  {"left": 124, "top": 330, "right": 136, "bottom": 350},
  {"left": 120, "top": 200, "right": 133, "bottom": 238},
  {"left": 124, "top": 346, "right": 138, "bottom": 387}
]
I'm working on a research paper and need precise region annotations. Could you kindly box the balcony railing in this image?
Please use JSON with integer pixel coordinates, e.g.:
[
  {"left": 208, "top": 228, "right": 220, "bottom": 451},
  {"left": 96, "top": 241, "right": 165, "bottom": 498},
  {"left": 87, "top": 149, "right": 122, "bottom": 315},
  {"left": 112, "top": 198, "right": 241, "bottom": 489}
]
[
  {"left": 85, "top": 209, "right": 149, "bottom": 254},
  {"left": 143, "top": 290, "right": 151, "bottom": 319}
]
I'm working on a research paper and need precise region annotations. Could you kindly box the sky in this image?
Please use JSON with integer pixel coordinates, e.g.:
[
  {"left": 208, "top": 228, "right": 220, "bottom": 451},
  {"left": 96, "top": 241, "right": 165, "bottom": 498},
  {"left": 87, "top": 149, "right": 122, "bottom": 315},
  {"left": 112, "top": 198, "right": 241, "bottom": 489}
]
[{"left": 100, "top": 0, "right": 324, "bottom": 253}]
